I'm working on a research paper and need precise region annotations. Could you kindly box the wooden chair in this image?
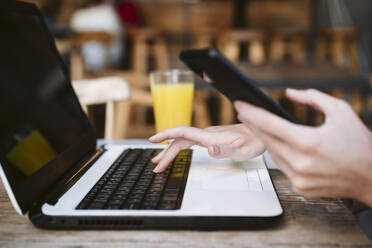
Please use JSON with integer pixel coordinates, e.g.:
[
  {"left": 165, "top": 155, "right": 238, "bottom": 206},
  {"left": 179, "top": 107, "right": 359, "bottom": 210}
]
[
  {"left": 315, "top": 27, "right": 359, "bottom": 72},
  {"left": 61, "top": 32, "right": 116, "bottom": 81},
  {"left": 189, "top": 30, "right": 215, "bottom": 128},
  {"left": 191, "top": 29, "right": 216, "bottom": 50},
  {"left": 65, "top": 29, "right": 162, "bottom": 138},
  {"left": 266, "top": 29, "right": 308, "bottom": 123},
  {"left": 217, "top": 29, "right": 266, "bottom": 65},
  {"left": 129, "top": 28, "right": 169, "bottom": 74},
  {"left": 72, "top": 77, "right": 131, "bottom": 140},
  {"left": 216, "top": 29, "right": 266, "bottom": 125},
  {"left": 268, "top": 28, "right": 307, "bottom": 63},
  {"left": 66, "top": 28, "right": 212, "bottom": 137},
  {"left": 88, "top": 29, "right": 159, "bottom": 138},
  {"left": 312, "top": 27, "right": 364, "bottom": 124}
]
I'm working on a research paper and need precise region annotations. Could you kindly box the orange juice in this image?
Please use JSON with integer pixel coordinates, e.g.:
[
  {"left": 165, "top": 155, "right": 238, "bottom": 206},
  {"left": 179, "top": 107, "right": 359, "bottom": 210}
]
[{"left": 151, "top": 82, "right": 194, "bottom": 133}]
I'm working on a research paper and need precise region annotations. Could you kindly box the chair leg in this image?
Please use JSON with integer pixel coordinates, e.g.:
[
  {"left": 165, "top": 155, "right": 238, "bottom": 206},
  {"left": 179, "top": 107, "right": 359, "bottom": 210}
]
[
  {"left": 269, "top": 35, "right": 285, "bottom": 62},
  {"left": 133, "top": 37, "right": 148, "bottom": 74},
  {"left": 223, "top": 40, "right": 240, "bottom": 63},
  {"left": 289, "top": 36, "right": 306, "bottom": 63},
  {"left": 314, "top": 36, "right": 327, "bottom": 63},
  {"left": 249, "top": 39, "right": 265, "bottom": 65},
  {"left": 348, "top": 41, "right": 359, "bottom": 73},
  {"left": 104, "top": 101, "right": 115, "bottom": 140},
  {"left": 114, "top": 99, "right": 131, "bottom": 139},
  {"left": 331, "top": 36, "right": 346, "bottom": 68},
  {"left": 219, "top": 93, "right": 235, "bottom": 125},
  {"left": 154, "top": 37, "right": 169, "bottom": 70},
  {"left": 193, "top": 91, "right": 211, "bottom": 128},
  {"left": 70, "top": 47, "right": 84, "bottom": 81}
]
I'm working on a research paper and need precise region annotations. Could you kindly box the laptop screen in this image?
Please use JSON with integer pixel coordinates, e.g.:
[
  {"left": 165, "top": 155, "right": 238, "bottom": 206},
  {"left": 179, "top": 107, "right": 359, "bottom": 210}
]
[{"left": 0, "top": 2, "right": 96, "bottom": 213}]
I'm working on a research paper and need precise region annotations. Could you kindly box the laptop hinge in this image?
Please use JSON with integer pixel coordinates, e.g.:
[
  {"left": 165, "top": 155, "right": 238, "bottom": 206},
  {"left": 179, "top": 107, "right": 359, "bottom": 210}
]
[{"left": 43, "top": 146, "right": 106, "bottom": 206}]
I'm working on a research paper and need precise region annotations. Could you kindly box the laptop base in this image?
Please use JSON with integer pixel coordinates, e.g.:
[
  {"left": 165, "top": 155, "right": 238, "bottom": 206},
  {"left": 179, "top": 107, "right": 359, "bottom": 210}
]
[{"left": 29, "top": 209, "right": 283, "bottom": 230}]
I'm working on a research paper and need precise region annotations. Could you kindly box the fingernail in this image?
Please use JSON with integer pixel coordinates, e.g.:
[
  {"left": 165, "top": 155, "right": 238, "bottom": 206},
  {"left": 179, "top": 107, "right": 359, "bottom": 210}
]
[
  {"left": 203, "top": 73, "right": 213, "bottom": 83},
  {"left": 286, "top": 88, "right": 296, "bottom": 93},
  {"left": 153, "top": 166, "right": 159, "bottom": 173},
  {"left": 212, "top": 145, "right": 220, "bottom": 155}
]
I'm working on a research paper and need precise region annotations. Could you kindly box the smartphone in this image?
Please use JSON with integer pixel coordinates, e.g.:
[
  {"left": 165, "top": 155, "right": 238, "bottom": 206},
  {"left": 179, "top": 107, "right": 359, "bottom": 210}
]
[{"left": 180, "top": 49, "right": 300, "bottom": 124}]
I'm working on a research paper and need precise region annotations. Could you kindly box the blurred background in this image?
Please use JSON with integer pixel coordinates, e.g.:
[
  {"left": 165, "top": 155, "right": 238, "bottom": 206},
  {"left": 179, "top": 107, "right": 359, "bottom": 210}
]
[{"left": 23, "top": 0, "right": 372, "bottom": 139}]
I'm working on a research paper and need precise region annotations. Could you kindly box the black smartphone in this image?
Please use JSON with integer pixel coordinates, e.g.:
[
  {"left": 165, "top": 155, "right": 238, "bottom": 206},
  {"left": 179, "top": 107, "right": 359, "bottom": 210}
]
[{"left": 180, "top": 49, "right": 300, "bottom": 124}]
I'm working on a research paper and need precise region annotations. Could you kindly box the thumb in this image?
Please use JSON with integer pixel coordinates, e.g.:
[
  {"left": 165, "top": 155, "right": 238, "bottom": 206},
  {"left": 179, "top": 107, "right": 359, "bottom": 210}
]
[
  {"left": 208, "top": 144, "right": 233, "bottom": 159},
  {"left": 286, "top": 88, "right": 338, "bottom": 116}
]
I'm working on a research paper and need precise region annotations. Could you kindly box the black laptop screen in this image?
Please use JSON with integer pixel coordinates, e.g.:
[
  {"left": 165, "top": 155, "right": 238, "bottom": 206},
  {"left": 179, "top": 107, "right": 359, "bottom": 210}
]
[{"left": 0, "top": 2, "right": 96, "bottom": 213}]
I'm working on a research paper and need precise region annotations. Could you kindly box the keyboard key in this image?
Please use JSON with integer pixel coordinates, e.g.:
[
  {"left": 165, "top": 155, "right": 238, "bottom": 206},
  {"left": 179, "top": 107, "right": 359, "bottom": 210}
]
[{"left": 89, "top": 201, "right": 106, "bottom": 209}]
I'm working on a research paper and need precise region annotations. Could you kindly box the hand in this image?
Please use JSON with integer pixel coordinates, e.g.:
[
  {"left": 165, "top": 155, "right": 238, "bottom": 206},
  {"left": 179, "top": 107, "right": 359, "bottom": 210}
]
[
  {"left": 149, "top": 124, "right": 265, "bottom": 173},
  {"left": 234, "top": 88, "right": 372, "bottom": 207}
]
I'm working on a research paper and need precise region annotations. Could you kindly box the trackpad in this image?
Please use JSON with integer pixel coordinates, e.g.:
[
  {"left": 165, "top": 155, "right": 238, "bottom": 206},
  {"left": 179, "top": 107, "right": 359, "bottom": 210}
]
[{"left": 202, "top": 164, "right": 249, "bottom": 191}]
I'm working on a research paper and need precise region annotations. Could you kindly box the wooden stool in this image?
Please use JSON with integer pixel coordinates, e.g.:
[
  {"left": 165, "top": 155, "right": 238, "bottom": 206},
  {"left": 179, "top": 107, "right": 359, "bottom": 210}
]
[
  {"left": 129, "top": 28, "right": 169, "bottom": 74},
  {"left": 313, "top": 27, "right": 362, "bottom": 124},
  {"left": 191, "top": 29, "right": 216, "bottom": 49},
  {"left": 268, "top": 28, "right": 307, "bottom": 63},
  {"left": 67, "top": 32, "right": 116, "bottom": 81},
  {"left": 106, "top": 28, "right": 168, "bottom": 138},
  {"left": 315, "top": 27, "right": 359, "bottom": 72},
  {"left": 216, "top": 29, "right": 266, "bottom": 125},
  {"left": 217, "top": 29, "right": 266, "bottom": 65},
  {"left": 72, "top": 77, "right": 131, "bottom": 140}
]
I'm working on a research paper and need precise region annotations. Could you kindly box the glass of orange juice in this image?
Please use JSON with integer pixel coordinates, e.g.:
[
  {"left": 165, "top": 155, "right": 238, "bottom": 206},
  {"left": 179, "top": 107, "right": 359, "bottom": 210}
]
[{"left": 150, "top": 69, "right": 194, "bottom": 136}]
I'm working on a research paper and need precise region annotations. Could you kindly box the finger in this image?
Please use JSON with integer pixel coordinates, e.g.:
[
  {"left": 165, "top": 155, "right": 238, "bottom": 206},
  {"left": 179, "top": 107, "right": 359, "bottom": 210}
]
[
  {"left": 153, "top": 139, "right": 193, "bottom": 173},
  {"left": 249, "top": 124, "right": 323, "bottom": 180},
  {"left": 247, "top": 124, "right": 301, "bottom": 175},
  {"left": 285, "top": 88, "right": 340, "bottom": 116},
  {"left": 152, "top": 139, "right": 177, "bottom": 164},
  {"left": 152, "top": 138, "right": 194, "bottom": 164},
  {"left": 268, "top": 152, "right": 297, "bottom": 179},
  {"left": 203, "top": 72, "right": 214, "bottom": 84},
  {"left": 291, "top": 176, "right": 351, "bottom": 198},
  {"left": 248, "top": 125, "right": 288, "bottom": 152},
  {"left": 153, "top": 141, "right": 181, "bottom": 173},
  {"left": 149, "top": 126, "right": 210, "bottom": 146},
  {"left": 234, "top": 101, "right": 308, "bottom": 145},
  {"left": 296, "top": 185, "right": 352, "bottom": 198},
  {"left": 152, "top": 149, "right": 167, "bottom": 164}
]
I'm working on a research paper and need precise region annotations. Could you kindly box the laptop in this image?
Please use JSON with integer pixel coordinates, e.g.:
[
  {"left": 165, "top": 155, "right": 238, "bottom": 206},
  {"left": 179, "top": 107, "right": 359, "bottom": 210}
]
[{"left": 0, "top": 1, "right": 283, "bottom": 230}]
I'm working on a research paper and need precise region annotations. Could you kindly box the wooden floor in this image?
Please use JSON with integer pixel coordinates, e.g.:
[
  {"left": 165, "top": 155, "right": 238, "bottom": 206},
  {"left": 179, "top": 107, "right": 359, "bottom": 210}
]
[{"left": 0, "top": 171, "right": 370, "bottom": 248}]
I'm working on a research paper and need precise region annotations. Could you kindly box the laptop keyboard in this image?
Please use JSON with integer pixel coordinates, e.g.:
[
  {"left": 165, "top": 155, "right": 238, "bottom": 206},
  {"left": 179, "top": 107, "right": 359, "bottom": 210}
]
[{"left": 76, "top": 148, "right": 192, "bottom": 210}]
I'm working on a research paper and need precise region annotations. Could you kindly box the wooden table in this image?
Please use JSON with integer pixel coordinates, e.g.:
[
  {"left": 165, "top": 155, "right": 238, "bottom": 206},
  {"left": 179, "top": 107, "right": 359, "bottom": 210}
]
[{"left": 0, "top": 138, "right": 370, "bottom": 247}]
